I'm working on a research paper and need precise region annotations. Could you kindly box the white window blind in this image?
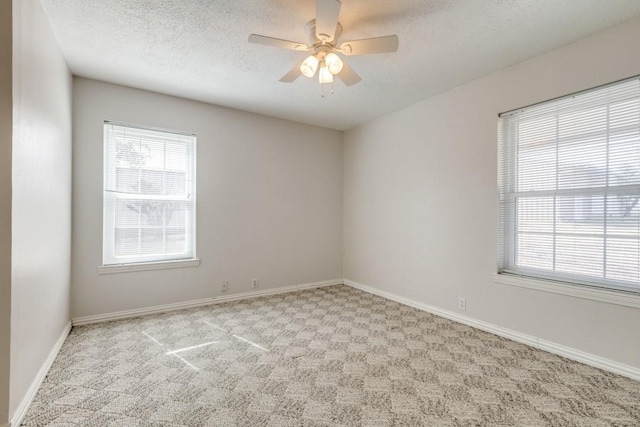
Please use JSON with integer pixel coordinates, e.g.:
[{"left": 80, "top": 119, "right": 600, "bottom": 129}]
[
  {"left": 498, "top": 77, "right": 640, "bottom": 294},
  {"left": 103, "top": 122, "right": 196, "bottom": 266}
]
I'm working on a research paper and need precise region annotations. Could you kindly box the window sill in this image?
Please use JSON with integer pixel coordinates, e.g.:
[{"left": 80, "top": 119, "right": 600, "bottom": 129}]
[
  {"left": 494, "top": 273, "right": 640, "bottom": 309},
  {"left": 98, "top": 259, "right": 200, "bottom": 275}
]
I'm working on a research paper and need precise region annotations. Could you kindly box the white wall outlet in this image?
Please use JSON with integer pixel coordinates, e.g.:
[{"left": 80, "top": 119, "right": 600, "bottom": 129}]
[
  {"left": 221, "top": 281, "right": 228, "bottom": 292},
  {"left": 458, "top": 297, "right": 466, "bottom": 311},
  {"left": 252, "top": 278, "right": 258, "bottom": 288}
]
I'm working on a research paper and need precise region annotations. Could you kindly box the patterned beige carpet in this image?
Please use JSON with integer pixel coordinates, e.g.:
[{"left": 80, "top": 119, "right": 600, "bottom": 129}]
[{"left": 23, "top": 285, "right": 640, "bottom": 426}]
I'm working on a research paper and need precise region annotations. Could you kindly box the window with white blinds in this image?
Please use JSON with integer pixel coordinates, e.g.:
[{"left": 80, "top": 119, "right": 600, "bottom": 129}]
[
  {"left": 498, "top": 77, "right": 640, "bottom": 294},
  {"left": 103, "top": 122, "right": 196, "bottom": 266}
]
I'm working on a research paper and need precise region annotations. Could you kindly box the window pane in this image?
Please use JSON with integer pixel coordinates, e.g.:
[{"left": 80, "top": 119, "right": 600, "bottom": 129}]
[
  {"left": 166, "top": 228, "right": 187, "bottom": 253},
  {"left": 165, "top": 201, "right": 188, "bottom": 227},
  {"left": 556, "top": 195, "right": 604, "bottom": 235},
  {"left": 607, "top": 194, "right": 640, "bottom": 236},
  {"left": 557, "top": 136, "right": 606, "bottom": 189},
  {"left": 114, "top": 199, "right": 140, "bottom": 228},
  {"left": 116, "top": 138, "right": 146, "bottom": 169},
  {"left": 516, "top": 197, "right": 553, "bottom": 233},
  {"left": 140, "top": 170, "right": 164, "bottom": 195},
  {"left": 115, "top": 167, "right": 139, "bottom": 193},
  {"left": 165, "top": 171, "right": 187, "bottom": 196},
  {"left": 516, "top": 233, "right": 553, "bottom": 270},
  {"left": 143, "top": 140, "right": 166, "bottom": 170},
  {"left": 609, "top": 133, "right": 640, "bottom": 187},
  {"left": 517, "top": 119, "right": 556, "bottom": 192},
  {"left": 140, "top": 229, "right": 164, "bottom": 255},
  {"left": 558, "top": 106, "right": 607, "bottom": 139},
  {"left": 555, "top": 235, "right": 603, "bottom": 277},
  {"left": 114, "top": 229, "right": 139, "bottom": 257},
  {"left": 609, "top": 98, "right": 640, "bottom": 130},
  {"left": 606, "top": 239, "right": 639, "bottom": 283},
  {"left": 166, "top": 142, "right": 187, "bottom": 171}
]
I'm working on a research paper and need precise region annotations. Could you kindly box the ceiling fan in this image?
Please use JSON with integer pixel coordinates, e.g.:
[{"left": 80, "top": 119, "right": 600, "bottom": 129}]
[{"left": 248, "top": 0, "right": 399, "bottom": 89}]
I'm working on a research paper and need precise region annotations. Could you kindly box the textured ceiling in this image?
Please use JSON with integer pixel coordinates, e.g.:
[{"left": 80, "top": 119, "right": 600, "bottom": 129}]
[{"left": 41, "top": 0, "right": 640, "bottom": 130}]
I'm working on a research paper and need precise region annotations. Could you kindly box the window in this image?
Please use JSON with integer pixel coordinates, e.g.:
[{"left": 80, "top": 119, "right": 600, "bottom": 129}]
[
  {"left": 103, "top": 122, "right": 196, "bottom": 266},
  {"left": 498, "top": 77, "right": 640, "bottom": 295}
]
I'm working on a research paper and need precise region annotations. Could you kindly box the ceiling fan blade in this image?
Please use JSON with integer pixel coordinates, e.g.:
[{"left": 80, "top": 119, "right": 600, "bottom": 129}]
[
  {"left": 279, "top": 61, "right": 304, "bottom": 83},
  {"left": 315, "top": 0, "right": 341, "bottom": 42},
  {"left": 335, "top": 60, "right": 361, "bottom": 86},
  {"left": 339, "top": 35, "right": 399, "bottom": 56},
  {"left": 248, "top": 34, "right": 310, "bottom": 51}
]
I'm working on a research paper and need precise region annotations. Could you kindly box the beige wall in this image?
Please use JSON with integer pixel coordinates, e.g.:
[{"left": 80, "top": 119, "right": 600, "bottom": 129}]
[
  {"left": 344, "top": 16, "right": 640, "bottom": 368},
  {"left": 0, "top": 1, "right": 12, "bottom": 424},
  {"left": 72, "top": 78, "right": 343, "bottom": 318},
  {"left": 10, "top": 0, "right": 72, "bottom": 419}
]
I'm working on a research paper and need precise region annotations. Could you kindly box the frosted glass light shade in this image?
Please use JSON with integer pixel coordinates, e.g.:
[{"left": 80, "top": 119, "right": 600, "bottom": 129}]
[
  {"left": 319, "top": 65, "right": 334, "bottom": 83},
  {"left": 325, "top": 52, "right": 343, "bottom": 75},
  {"left": 300, "top": 55, "right": 319, "bottom": 78}
]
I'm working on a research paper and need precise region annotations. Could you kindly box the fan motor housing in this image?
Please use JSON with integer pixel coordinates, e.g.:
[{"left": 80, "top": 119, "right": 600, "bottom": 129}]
[{"left": 305, "top": 19, "right": 343, "bottom": 46}]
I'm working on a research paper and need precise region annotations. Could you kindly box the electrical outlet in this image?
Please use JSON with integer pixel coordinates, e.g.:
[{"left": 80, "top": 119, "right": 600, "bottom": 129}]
[
  {"left": 221, "top": 281, "right": 228, "bottom": 292},
  {"left": 252, "top": 278, "right": 258, "bottom": 288},
  {"left": 458, "top": 297, "right": 466, "bottom": 311}
]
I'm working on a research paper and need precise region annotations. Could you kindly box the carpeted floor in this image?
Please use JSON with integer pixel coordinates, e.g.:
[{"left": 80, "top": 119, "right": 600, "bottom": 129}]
[{"left": 22, "top": 285, "right": 640, "bottom": 426}]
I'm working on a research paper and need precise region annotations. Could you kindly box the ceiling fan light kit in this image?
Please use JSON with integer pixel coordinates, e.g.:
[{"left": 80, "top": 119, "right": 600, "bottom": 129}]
[
  {"left": 324, "top": 52, "right": 343, "bottom": 75},
  {"left": 248, "top": 0, "right": 399, "bottom": 95},
  {"left": 300, "top": 55, "right": 319, "bottom": 78},
  {"left": 300, "top": 45, "right": 343, "bottom": 84},
  {"left": 318, "top": 64, "right": 334, "bottom": 84}
]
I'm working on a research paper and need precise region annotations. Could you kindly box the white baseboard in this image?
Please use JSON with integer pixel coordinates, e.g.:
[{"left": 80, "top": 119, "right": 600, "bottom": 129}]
[
  {"left": 72, "top": 296, "right": 218, "bottom": 326},
  {"left": 343, "top": 279, "right": 640, "bottom": 381},
  {"left": 72, "top": 279, "right": 343, "bottom": 326},
  {"left": 10, "top": 321, "right": 72, "bottom": 427}
]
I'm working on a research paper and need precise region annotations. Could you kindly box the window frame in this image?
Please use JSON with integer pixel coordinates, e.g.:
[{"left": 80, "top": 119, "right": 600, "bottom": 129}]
[
  {"left": 497, "top": 76, "right": 640, "bottom": 299},
  {"left": 101, "top": 121, "right": 197, "bottom": 269}
]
